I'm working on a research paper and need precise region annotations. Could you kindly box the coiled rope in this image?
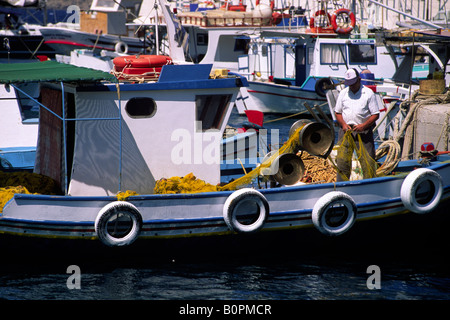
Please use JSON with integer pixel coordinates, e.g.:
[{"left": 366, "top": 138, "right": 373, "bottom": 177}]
[{"left": 375, "top": 139, "right": 401, "bottom": 176}]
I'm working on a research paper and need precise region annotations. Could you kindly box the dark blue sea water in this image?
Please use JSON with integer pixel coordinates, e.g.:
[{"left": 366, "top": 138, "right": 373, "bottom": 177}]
[
  {"left": 1, "top": 111, "right": 449, "bottom": 307},
  {"left": 1, "top": 253, "right": 450, "bottom": 301}
]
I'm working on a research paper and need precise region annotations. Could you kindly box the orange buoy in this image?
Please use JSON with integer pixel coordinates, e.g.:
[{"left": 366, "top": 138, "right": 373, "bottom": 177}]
[
  {"left": 112, "top": 55, "right": 173, "bottom": 81},
  {"left": 309, "top": 10, "right": 334, "bottom": 33},
  {"left": 331, "top": 8, "right": 356, "bottom": 34},
  {"left": 113, "top": 55, "right": 173, "bottom": 70}
]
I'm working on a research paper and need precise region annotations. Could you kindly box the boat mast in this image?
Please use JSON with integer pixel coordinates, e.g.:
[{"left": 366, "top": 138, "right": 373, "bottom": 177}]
[{"left": 367, "top": 0, "right": 442, "bottom": 30}]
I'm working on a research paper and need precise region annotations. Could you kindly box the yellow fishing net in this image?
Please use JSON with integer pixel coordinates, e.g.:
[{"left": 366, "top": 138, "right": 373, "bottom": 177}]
[
  {"left": 331, "top": 130, "right": 378, "bottom": 181},
  {"left": 0, "top": 186, "right": 32, "bottom": 213},
  {"left": 220, "top": 125, "right": 305, "bottom": 191},
  {"left": 0, "top": 125, "right": 383, "bottom": 204},
  {"left": 116, "top": 190, "right": 139, "bottom": 201},
  {"left": 0, "top": 171, "right": 61, "bottom": 213},
  {"left": 153, "top": 172, "right": 219, "bottom": 194},
  {"left": 153, "top": 125, "right": 306, "bottom": 194},
  {"left": 132, "top": 127, "right": 390, "bottom": 195}
]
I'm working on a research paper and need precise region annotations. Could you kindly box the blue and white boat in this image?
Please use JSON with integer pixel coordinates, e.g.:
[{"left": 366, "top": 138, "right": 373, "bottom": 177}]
[
  {"left": 191, "top": 1, "right": 447, "bottom": 115},
  {"left": 0, "top": 60, "right": 449, "bottom": 256}
]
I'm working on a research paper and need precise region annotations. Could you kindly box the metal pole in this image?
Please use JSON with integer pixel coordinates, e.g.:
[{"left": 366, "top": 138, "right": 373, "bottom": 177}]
[
  {"left": 367, "top": 0, "right": 443, "bottom": 29},
  {"left": 119, "top": 92, "right": 122, "bottom": 193},
  {"left": 61, "top": 81, "right": 68, "bottom": 195},
  {"left": 408, "top": 32, "right": 415, "bottom": 100},
  {"left": 155, "top": 0, "right": 160, "bottom": 55},
  {"left": 116, "top": 83, "right": 123, "bottom": 192}
]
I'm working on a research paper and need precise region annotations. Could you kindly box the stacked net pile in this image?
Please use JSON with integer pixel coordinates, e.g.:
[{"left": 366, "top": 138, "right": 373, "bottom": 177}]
[{"left": 0, "top": 171, "right": 61, "bottom": 212}]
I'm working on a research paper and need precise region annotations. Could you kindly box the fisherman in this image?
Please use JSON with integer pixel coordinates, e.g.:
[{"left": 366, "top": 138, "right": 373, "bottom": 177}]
[{"left": 334, "top": 68, "right": 379, "bottom": 181}]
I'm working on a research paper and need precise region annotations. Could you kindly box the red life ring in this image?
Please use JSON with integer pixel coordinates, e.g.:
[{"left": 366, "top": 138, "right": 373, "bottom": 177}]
[
  {"left": 309, "top": 10, "right": 332, "bottom": 29},
  {"left": 113, "top": 55, "right": 173, "bottom": 70},
  {"left": 331, "top": 8, "right": 356, "bottom": 34},
  {"left": 112, "top": 55, "right": 173, "bottom": 80},
  {"left": 255, "top": 0, "right": 274, "bottom": 10}
]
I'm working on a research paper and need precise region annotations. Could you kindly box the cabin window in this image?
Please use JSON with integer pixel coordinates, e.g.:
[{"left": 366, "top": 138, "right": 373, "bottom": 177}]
[
  {"left": 261, "top": 44, "right": 268, "bottom": 57},
  {"left": 234, "top": 38, "right": 250, "bottom": 53},
  {"left": 195, "top": 94, "right": 231, "bottom": 131},
  {"left": 14, "top": 84, "right": 40, "bottom": 123},
  {"left": 125, "top": 97, "right": 157, "bottom": 118},
  {"left": 320, "top": 44, "right": 346, "bottom": 64},
  {"left": 348, "top": 44, "right": 376, "bottom": 64},
  {"left": 197, "top": 33, "right": 208, "bottom": 46},
  {"left": 91, "top": 0, "right": 118, "bottom": 11},
  {"left": 308, "top": 47, "right": 314, "bottom": 64}
]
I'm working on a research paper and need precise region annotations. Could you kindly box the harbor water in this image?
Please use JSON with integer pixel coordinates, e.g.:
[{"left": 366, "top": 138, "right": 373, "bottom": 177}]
[
  {"left": 1, "top": 110, "right": 449, "bottom": 304},
  {"left": 0, "top": 248, "right": 449, "bottom": 301}
]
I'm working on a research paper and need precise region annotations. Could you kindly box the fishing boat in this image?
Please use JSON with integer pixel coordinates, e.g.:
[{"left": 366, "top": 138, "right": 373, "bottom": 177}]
[
  {"left": 131, "top": 0, "right": 308, "bottom": 63},
  {"left": 234, "top": 1, "right": 448, "bottom": 115},
  {"left": 38, "top": 0, "right": 146, "bottom": 56},
  {"left": 0, "top": 58, "right": 266, "bottom": 174},
  {"left": 0, "top": 59, "right": 449, "bottom": 258},
  {"left": 237, "top": 33, "right": 401, "bottom": 114},
  {"left": 127, "top": 0, "right": 440, "bottom": 116},
  {"left": 0, "top": 4, "right": 56, "bottom": 60},
  {"left": 39, "top": 26, "right": 145, "bottom": 56}
]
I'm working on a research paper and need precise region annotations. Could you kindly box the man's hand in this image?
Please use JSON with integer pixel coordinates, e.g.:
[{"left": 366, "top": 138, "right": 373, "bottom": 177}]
[
  {"left": 335, "top": 113, "right": 352, "bottom": 132},
  {"left": 354, "top": 114, "right": 380, "bottom": 133},
  {"left": 352, "top": 123, "right": 365, "bottom": 132},
  {"left": 342, "top": 124, "right": 353, "bottom": 132}
]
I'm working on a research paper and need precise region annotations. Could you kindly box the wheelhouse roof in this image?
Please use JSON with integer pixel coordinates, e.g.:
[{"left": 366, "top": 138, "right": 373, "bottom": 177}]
[{"left": 0, "top": 60, "right": 117, "bottom": 84}]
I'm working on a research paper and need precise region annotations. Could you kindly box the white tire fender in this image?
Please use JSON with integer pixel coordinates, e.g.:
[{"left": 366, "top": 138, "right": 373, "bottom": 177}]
[
  {"left": 400, "top": 168, "right": 443, "bottom": 214},
  {"left": 115, "top": 41, "right": 128, "bottom": 54},
  {"left": 95, "top": 201, "right": 142, "bottom": 247},
  {"left": 312, "top": 191, "right": 357, "bottom": 236},
  {"left": 223, "top": 188, "right": 269, "bottom": 233}
]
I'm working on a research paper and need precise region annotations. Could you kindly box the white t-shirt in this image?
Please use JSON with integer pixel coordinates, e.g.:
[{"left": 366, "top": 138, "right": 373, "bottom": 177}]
[{"left": 334, "top": 85, "right": 379, "bottom": 126}]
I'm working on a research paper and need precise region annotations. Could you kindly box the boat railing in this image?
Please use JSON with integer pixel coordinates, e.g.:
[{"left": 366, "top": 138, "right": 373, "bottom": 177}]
[{"left": 177, "top": 11, "right": 273, "bottom": 27}]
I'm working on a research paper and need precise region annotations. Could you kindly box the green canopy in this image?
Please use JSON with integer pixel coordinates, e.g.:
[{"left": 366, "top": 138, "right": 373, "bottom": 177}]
[{"left": 0, "top": 60, "right": 117, "bottom": 84}]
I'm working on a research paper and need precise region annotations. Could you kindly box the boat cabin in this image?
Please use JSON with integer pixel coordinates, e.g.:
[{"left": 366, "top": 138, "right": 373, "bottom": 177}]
[
  {"left": 82, "top": 0, "right": 142, "bottom": 36},
  {"left": 238, "top": 34, "right": 398, "bottom": 85},
  {"left": 0, "top": 61, "right": 246, "bottom": 196}
]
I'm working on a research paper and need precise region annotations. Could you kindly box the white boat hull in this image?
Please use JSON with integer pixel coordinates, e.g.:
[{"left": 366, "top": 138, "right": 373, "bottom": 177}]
[
  {"left": 39, "top": 27, "right": 144, "bottom": 56},
  {"left": 2, "top": 158, "right": 449, "bottom": 243},
  {"left": 242, "top": 81, "right": 328, "bottom": 114}
]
